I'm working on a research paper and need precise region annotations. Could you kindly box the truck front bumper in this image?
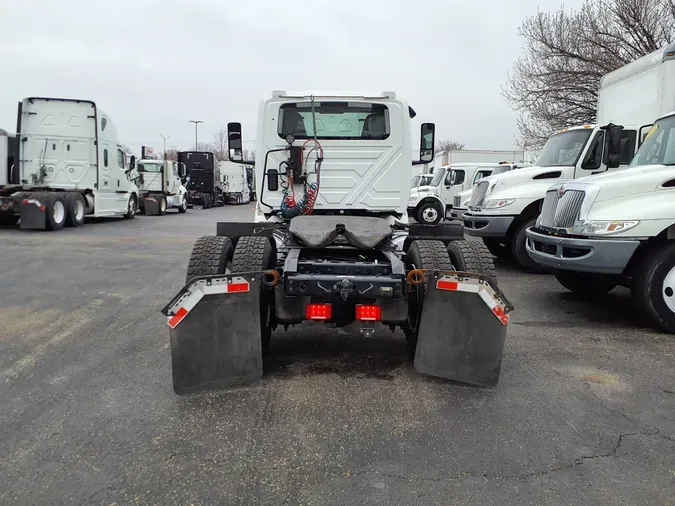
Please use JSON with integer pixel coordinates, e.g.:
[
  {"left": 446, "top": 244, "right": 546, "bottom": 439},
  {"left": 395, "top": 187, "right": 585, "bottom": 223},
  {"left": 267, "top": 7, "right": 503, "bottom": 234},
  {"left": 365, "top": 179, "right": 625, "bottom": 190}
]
[
  {"left": 450, "top": 207, "right": 467, "bottom": 221},
  {"left": 463, "top": 212, "right": 514, "bottom": 238},
  {"left": 525, "top": 228, "right": 640, "bottom": 274}
]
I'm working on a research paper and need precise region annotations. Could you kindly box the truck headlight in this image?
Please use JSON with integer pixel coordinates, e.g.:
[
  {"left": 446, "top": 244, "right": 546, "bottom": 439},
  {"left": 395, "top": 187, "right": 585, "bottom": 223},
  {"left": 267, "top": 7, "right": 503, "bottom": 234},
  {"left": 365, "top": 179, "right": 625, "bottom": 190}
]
[
  {"left": 582, "top": 220, "right": 639, "bottom": 235},
  {"left": 483, "top": 199, "right": 515, "bottom": 209}
]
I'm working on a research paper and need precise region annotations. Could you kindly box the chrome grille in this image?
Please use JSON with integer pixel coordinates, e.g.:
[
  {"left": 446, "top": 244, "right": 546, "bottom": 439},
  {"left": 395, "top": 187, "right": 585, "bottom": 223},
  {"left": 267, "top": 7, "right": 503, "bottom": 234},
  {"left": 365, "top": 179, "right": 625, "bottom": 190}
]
[
  {"left": 453, "top": 194, "right": 462, "bottom": 207},
  {"left": 539, "top": 189, "right": 585, "bottom": 228},
  {"left": 554, "top": 190, "right": 585, "bottom": 228},
  {"left": 539, "top": 190, "right": 559, "bottom": 228},
  {"left": 470, "top": 181, "right": 489, "bottom": 208}
]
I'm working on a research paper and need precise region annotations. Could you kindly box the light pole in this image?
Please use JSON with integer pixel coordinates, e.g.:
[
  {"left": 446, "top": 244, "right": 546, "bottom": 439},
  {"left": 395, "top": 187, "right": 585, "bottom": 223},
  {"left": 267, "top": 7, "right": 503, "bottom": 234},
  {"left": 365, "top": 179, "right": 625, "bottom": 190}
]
[
  {"left": 159, "top": 133, "right": 169, "bottom": 160},
  {"left": 189, "top": 120, "right": 203, "bottom": 150}
]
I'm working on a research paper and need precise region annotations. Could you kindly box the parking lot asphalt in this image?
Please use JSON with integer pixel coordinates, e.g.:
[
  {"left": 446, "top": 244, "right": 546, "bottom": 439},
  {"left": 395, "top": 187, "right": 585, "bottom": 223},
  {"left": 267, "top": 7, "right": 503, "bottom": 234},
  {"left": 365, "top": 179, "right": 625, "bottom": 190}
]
[{"left": 0, "top": 206, "right": 673, "bottom": 506}]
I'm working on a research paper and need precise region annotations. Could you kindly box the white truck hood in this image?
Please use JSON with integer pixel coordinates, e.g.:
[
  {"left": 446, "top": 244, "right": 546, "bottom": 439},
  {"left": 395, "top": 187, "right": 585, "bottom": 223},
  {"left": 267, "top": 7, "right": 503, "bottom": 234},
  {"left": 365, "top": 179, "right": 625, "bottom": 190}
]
[
  {"left": 485, "top": 165, "right": 574, "bottom": 199},
  {"left": 575, "top": 164, "right": 675, "bottom": 202}
]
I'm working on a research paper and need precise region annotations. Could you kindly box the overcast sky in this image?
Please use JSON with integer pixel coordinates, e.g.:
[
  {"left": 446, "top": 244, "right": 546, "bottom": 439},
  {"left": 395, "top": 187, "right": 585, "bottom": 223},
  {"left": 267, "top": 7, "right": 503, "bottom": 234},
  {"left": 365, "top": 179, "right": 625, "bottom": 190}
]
[{"left": 0, "top": 0, "right": 582, "bottom": 154}]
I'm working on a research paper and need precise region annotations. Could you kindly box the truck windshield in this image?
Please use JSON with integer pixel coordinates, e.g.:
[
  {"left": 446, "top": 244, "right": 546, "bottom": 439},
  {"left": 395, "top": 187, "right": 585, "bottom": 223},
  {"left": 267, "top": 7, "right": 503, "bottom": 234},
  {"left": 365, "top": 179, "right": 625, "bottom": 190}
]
[
  {"left": 411, "top": 175, "right": 421, "bottom": 187},
  {"left": 138, "top": 162, "right": 163, "bottom": 173},
  {"left": 278, "top": 102, "right": 390, "bottom": 140},
  {"left": 420, "top": 175, "right": 432, "bottom": 185},
  {"left": 536, "top": 129, "right": 593, "bottom": 167},
  {"left": 630, "top": 115, "right": 675, "bottom": 167},
  {"left": 430, "top": 169, "right": 445, "bottom": 187}
]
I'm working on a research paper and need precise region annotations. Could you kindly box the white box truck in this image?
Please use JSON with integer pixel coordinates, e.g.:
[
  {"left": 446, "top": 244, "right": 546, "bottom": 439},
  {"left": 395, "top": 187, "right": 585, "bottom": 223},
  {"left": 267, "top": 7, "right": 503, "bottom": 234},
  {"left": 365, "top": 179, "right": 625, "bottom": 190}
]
[
  {"left": 0, "top": 98, "right": 139, "bottom": 230},
  {"left": 461, "top": 45, "right": 674, "bottom": 270},
  {"left": 219, "top": 160, "right": 251, "bottom": 204},
  {"left": 408, "top": 162, "right": 519, "bottom": 224},
  {"left": 525, "top": 109, "right": 675, "bottom": 332}
]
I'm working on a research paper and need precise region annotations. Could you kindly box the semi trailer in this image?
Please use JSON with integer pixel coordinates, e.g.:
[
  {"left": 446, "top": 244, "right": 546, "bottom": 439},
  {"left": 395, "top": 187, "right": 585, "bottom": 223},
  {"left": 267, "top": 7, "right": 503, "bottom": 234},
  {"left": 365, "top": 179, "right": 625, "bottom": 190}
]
[
  {"left": 0, "top": 98, "right": 139, "bottom": 230},
  {"left": 161, "top": 90, "right": 513, "bottom": 394},
  {"left": 178, "top": 151, "right": 225, "bottom": 209}
]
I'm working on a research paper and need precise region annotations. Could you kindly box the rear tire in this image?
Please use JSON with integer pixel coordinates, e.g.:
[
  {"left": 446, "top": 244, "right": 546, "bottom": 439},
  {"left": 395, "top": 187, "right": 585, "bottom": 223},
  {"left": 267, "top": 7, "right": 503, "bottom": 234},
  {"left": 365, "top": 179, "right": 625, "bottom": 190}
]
[
  {"left": 633, "top": 242, "right": 675, "bottom": 333},
  {"left": 44, "top": 194, "right": 66, "bottom": 231},
  {"left": 416, "top": 201, "right": 443, "bottom": 225},
  {"left": 483, "top": 238, "right": 511, "bottom": 259},
  {"left": 185, "top": 236, "right": 234, "bottom": 284},
  {"left": 554, "top": 270, "right": 618, "bottom": 296},
  {"left": 232, "top": 236, "right": 276, "bottom": 356},
  {"left": 64, "top": 192, "right": 85, "bottom": 227},
  {"left": 403, "top": 240, "right": 454, "bottom": 354},
  {"left": 201, "top": 195, "right": 210, "bottom": 209},
  {"left": 511, "top": 217, "right": 548, "bottom": 273},
  {"left": 447, "top": 239, "right": 498, "bottom": 285},
  {"left": 178, "top": 196, "right": 187, "bottom": 213}
]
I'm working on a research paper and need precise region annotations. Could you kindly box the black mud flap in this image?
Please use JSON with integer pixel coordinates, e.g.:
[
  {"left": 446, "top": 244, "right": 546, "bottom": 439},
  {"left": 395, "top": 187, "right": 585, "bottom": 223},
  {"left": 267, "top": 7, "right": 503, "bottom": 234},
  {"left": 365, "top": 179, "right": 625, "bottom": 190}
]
[
  {"left": 144, "top": 196, "right": 160, "bottom": 215},
  {"left": 19, "top": 198, "right": 46, "bottom": 229},
  {"left": 414, "top": 272, "right": 513, "bottom": 387},
  {"left": 161, "top": 274, "right": 263, "bottom": 394}
]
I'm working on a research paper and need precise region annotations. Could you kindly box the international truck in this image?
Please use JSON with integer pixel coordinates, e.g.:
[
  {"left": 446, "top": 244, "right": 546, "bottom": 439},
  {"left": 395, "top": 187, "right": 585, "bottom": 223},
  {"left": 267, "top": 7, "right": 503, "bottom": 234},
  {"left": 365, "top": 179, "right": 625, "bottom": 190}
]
[
  {"left": 219, "top": 160, "right": 251, "bottom": 204},
  {"left": 408, "top": 162, "right": 519, "bottom": 224},
  {"left": 160, "top": 90, "right": 513, "bottom": 394},
  {"left": 525, "top": 108, "right": 675, "bottom": 332},
  {"left": 0, "top": 98, "right": 139, "bottom": 230},
  {"left": 131, "top": 157, "right": 188, "bottom": 215},
  {"left": 462, "top": 45, "right": 674, "bottom": 269},
  {"left": 177, "top": 151, "right": 225, "bottom": 209}
]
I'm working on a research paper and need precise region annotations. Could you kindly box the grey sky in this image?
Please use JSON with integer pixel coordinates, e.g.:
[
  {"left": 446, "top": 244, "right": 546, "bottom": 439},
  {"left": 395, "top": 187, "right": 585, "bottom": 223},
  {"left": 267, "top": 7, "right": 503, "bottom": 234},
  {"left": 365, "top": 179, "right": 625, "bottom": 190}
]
[{"left": 0, "top": 0, "right": 582, "bottom": 154}]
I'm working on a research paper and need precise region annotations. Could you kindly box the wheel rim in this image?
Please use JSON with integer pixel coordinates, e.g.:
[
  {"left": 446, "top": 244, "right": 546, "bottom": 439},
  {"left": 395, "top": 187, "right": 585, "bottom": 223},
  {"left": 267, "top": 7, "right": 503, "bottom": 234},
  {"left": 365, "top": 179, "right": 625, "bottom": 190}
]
[
  {"left": 662, "top": 266, "right": 675, "bottom": 313},
  {"left": 74, "top": 200, "right": 84, "bottom": 221},
  {"left": 161, "top": 199, "right": 166, "bottom": 212},
  {"left": 422, "top": 207, "right": 438, "bottom": 223},
  {"left": 53, "top": 200, "right": 65, "bottom": 223}
]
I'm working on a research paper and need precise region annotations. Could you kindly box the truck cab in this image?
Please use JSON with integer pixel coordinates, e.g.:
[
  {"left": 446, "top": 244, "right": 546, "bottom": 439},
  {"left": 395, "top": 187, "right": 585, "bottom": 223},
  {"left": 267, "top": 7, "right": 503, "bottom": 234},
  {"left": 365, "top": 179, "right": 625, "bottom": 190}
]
[
  {"left": 462, "top": 124, "right": 639, "bottom": 268},
  {"left": 408, "top": 162, "right": 513, "bottom": 225},
  {"left": 450, "top": 163, "right": 522, "bottom": 221},
  {"left": 132, "top": 159, "right": 188, "bottom": 214},
  {"left": 219, "top": 160, "right": 251, "bottom": 205}
]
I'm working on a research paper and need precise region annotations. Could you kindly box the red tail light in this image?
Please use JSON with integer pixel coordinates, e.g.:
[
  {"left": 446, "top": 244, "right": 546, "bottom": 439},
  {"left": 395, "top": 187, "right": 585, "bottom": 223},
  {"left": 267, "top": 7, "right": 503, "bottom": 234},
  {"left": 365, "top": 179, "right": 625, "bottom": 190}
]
[
  {"left": 355, "top": 304, "right": 381, "bottom": 321},
  {"left": 306, "top": 303, "right": 331, "bottom": 320}
]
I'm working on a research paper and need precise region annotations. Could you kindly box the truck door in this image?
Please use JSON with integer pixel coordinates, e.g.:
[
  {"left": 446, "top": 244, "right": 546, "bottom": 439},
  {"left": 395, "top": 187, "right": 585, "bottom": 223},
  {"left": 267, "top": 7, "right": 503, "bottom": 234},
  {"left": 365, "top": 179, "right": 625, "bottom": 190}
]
[{"left": 443, "top": 168, "right": 465, "bottom": 203}]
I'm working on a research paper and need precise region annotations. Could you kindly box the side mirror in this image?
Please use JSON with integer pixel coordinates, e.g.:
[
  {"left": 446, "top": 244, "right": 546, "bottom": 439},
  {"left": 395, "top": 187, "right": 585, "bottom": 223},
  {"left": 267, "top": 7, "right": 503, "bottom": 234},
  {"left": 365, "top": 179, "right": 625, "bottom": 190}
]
[
  {"left": 419, "top": 123, "right": 435, "bottom": 163},
  {"left": 129, "top": 155, "right": 136, "bottom": 171},
  {"left": 178, "top": 163, "right": 186, "bottom": 178},
  {"left": 603, "top": 124, "right": 623, "bottom": 168},
  {"left": 228, "top": 122, "right": 244, "bottom": 162}
]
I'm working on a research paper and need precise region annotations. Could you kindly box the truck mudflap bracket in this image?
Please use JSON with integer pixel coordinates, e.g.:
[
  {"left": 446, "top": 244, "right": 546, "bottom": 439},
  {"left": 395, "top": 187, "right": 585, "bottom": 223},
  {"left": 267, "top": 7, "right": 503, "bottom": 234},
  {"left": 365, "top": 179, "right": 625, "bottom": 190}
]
[
  {"left": 161, "top": 272, "right": 270, "bottom": 394},
  {"left": 19, "top": 197, "right": 47, "bottom": 229},
  {"left": 414, "top": 271, "right": 513, "bottom": 387}
]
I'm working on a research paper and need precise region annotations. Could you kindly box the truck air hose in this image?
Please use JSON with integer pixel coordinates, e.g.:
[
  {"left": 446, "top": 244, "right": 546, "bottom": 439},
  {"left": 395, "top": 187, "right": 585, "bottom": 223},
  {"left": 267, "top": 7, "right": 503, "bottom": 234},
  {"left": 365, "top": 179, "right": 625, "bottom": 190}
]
[{"left": 280, "top": 140, "right": 323, "bottom": 218}]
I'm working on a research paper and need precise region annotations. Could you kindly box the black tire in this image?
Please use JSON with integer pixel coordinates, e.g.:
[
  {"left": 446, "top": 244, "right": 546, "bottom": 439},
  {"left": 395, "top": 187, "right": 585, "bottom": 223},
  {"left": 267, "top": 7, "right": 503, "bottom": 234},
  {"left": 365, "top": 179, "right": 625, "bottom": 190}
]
[
  {"left": 511, "top": 217, "right": 548, "bottom": 273},
  {"left": 447, "top": 239, "right": 498, "bottom": 285},
  {"left": 44, "top": 193, "right": 66, "bottom": 231},
  {"left": 554, "top": 270, "right": 618, "bottom": 296},
  {"left": 158, "top": 194, "right": 167, "bottom": 215},
  {"left": 232, "top": 236, "right": 276, "bottom": 355},
  {"left": 483, "top": 238, "right": 511, "bottom": 259},
  {"left": 403, "top": 240, "right": 454, "bottom": 354},
  {"left": 0, "top": 212, "right": 19, "bottom": 226},
  {"left": 633, "top": 242, "right": 675, "bottom": 333},
  {"left": 185, "top": 236, "right": 234, "bottom": 284},
  {"left": 201, "top": 195, "right": 210, "bottom": 209},
  {"left": 416, "top": 201, "right": 443, "bottom": 225},
  {"left": 64, "top": 192, "right": 85, "bottom": 227},
  {"left": 178, "top": 196, "right": 187, "bottom": 213},
  {"left": 124, "top": 194, "right": 137, "bottom": 219}
]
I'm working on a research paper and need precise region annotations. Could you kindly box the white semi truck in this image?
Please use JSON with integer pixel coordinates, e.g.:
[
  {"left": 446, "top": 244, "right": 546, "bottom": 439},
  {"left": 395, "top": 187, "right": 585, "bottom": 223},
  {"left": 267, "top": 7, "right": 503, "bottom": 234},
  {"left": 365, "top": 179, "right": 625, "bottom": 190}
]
[
  {"left": 408, "top": 162, "right": 519, "bottom": 224},
  {"left": 131, "top": 158, "right": 188, "bottom": 215},
  {"left": 526, "top": 110, "right": 675, "bottom": 332},
  {"left": 219, "top": 160, "right": 251, "bottom": 204},
  {"left": 160, "top": 90, "right": 513, "bottom": 394},
  {"left": 0, "top": 98, "right": 139, "bottom": 230},
  {"left": 462, "top": 44, "right": 675, "bottom": 270}
]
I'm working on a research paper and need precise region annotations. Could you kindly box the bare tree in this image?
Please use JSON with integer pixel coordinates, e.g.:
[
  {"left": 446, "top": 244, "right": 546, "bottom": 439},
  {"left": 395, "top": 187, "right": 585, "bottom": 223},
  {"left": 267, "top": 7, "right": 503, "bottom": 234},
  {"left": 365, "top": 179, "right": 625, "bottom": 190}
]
[
  {"left": 503, "top": 0, "right": 675, "bottom": 148},
  {"left": 161, "top": 148, "right": 179, "bottom": 161},
  {"left": 435, "top": 140, "right": 465, "bottom": 154},
  {"left": 211, "top": 127, "right": 229, "bottom": 161}
]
